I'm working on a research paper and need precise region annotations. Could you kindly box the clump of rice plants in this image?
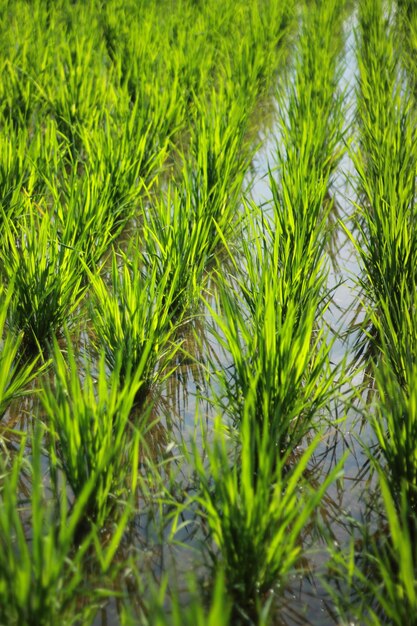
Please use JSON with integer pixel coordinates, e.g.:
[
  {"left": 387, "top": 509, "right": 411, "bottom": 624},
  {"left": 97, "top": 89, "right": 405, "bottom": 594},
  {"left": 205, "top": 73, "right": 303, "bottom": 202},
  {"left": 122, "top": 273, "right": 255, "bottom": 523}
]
[
  {"left": 368, "top": 353, "right": 417, "bottom": 513},
  {"left": 141, "top": 185, "right": 211, "bottom": 320},
  {"left": 0, "top": 0, "right": 50, "bottom": 125},
  {"left": 0, "top": 427, "right": 98, "bottom": 626},
  {"left": 79, "top": 97, "right": 169, "bottom": 219},
  {"left": 50, "top": 161, "right": 134, "bottom": 270},
  {"left": 88, "top": 244, "right": 182, "bottom": 393},
  {"left": 207, "top": 211, "right": 336, "bottom": 454},
  {"left": 192, "top": 406, "right": 345, "bottom": 623},
  {"left": 0, "top": 124, "right": 35, "bottom": 223},
  {"left": 395, "top": 0, "right": 417, "bottom": 93},
  {"left": 41, "top": 337, "right": 141, "bottom": 528},
  {"left": 274, "top": 0, "right": 346, "bottom": 261},
  {"left": 220, "top": 0, "right": 295, "bottom": 112},
  {"left": 0, "top": 287, "right": 41, "bottom": 419},
  {"left": 0, "top": 206, "right": 86, "bottom": 356},
  {"left": 182, "top": 85, "right": 255, "bottom": 256},
  {"left": 328, "top": 473, "right": 417, "bottom": 625}
]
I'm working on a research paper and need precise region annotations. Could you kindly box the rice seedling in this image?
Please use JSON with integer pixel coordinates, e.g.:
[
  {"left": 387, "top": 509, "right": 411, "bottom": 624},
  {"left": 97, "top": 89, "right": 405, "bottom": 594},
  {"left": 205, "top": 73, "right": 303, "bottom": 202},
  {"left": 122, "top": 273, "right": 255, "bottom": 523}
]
[
  {"left": 182, "top": 85, "right": 255, "bottom": 256},
  {"left": 141, "top": 185, "right": 211, "bottom": 321},
  {"left": 0, "top": 124, "right": 33, "bottom": 223},
  {"left": 167, "top": 6, "right": 215, "bottom": 110},
  {"left": 207, "top": 207, "right": 336, "bottom": 455},
  {"left": 41, "top": 21, "right": 114, "bottom": 153},
  {"left": 0, "top": 206, "right": 86, "bottom": 355},
  {"left": 41, "top": 337, "right": 142, "bottom": 528},
  {"left": 192, "top": 406, "right": 346, "bottom": 622},
  {"left": 217, "top": 0, "right": 295, "bottom": 113},
  {"left": 88, "top": 245, "right": 182, "bottom": 395},
  {"left": 274, "top": 0, "right": 346, "bottom": 257},
  {"left": 395, "top": 0, "right": 417, "bottom": 93},
  {"left": 0, "top": 287, "right": 41, "bottom": 420},
  {"left": 328, "top": 473, "right": 417, "bottom": 625},
  {"left": 0, "top": 119, "right": 69, "bottom": 229},
  {"left": 102, "top": 0, "right": 186, "bottom": 149},
  {"left": 0, "top": 2, "right": 49, "bottom": 126},
  {"left": 0, "top": 426, "right": 98, "bottom": 626},
  {"left": 365, "top": 348, "right": 417, "bottom": 514},
  {"left": 79, "top": 96, "right": 171, "bottom": 213},
  {"left": 49, "top": 160, "right": 135, "bottom": 270}
]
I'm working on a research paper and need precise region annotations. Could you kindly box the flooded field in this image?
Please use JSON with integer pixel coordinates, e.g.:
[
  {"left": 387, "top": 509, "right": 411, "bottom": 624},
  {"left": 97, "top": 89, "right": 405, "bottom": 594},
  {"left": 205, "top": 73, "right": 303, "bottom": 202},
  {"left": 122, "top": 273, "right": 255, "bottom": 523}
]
[{"left": 1, "top": 1, "right": 417, "bottom": 625}]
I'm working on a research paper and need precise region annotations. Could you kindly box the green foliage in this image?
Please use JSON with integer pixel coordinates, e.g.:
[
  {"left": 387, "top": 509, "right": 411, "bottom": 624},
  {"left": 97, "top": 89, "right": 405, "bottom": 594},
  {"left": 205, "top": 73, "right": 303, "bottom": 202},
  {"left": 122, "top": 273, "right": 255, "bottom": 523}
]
[
  {"left": 0, "top": 287, "right": 41, "bottom": 418},
  {"left": 88, "top": 246, "right": 181, "bottom": 391},
  {"left": 41, "top": 337, "right": 141, "bottom": 527},
  {"left": 0, "top": 207, "right": 86, "bottom": 355},
  {"left": 141, "top": 185, "right": 211, "bottom": 320},
  {"left": 2, "top": 0, "right": 417, "bottom": 623},
  {"left": 328, "top": 474, "right": 417, "bottom": 625},
  {"left": 207, "top": 210, "right": 336, "bottom": 453},
  {"left": 274, "top": 0, "right": 346, "bottom": 264},
  {"left": 0, "top": 427, "right": 97, "bottom": 626},
  {"left": 192, "top": 409, "right": 345, "bottom": 621},
  {"left": 349, "top": 0, "right": 417, "bottom": 372},
  {"left": 183, "top": 86, "right": 254, "bottom": 250},
  {"left": 121, "top": 570, "right": 233, "bottom": 626},
  {"left": 369, "top": 355, "right": 417, "bottom": 511}
]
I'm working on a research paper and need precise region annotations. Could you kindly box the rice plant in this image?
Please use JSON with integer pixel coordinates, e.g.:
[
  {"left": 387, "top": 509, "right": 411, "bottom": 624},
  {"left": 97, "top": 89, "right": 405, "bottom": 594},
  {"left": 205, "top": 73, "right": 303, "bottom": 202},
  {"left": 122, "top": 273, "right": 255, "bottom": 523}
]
[
  {"left": 41, "top": 20, "right": 113, "bottom": 154},
  {"left": 79, "top": 97, "right": 169, "bottom": 217},
  {"left": 41, "top": 337, "right": 142, "bottom": 527},
  {"left": 365, "top": 347, "right": 417, "bottom": 516},
  {"left": 207, "top": 207, "right": 336, "bottom": 455},
  {"left": 274, "top": 0, "right": 346, "bottom": 261},
  {"left": 182, "top": 85, "right": 255, "bottom": 257},
  {"left": 0, "top": 286, "right": 41, "bottom": 419},
  {"left": 0, "top": 426, "right": 98, "bottom": 626},
  {"left": 121, "top": 570, "right": 233, "bottom": 626},
  {"left": 0, "top": 206, "right": 86, "bottom": 355},
  {"left": 328, "top": 473, "right": 417, "bottom": 625},
  {"left": 88, "top": 245, "right": 182, "bottom": 395},
  {"left": 0, "top": 124, "right": 34, "bottom": 223},
  {"left": 192, "top": 405, "right": 345, "bottom": 622},
  {"left": 218, "top": 0, "right": 295, "bottom": 113},
  {"left": 0, "top": 0, "right": 49, "bottom": 125},
  {"left": 395, "top": 0, "right": 417, "bottom": 94},
  {"left": 141, "top": 193, "right": 205, "bottom": 321},
  {"left": 49, "top": 160, "right": 135, "bottom": 270}
]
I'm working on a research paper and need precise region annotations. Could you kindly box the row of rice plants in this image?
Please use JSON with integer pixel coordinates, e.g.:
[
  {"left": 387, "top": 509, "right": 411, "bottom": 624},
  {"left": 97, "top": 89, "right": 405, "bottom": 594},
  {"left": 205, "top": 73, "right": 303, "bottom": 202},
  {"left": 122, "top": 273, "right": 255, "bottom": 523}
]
[
  {"left": 329, "top": 1, "right": 417, "bottom": 623},
  {"left": 169, "top": 1, "right": 350, "bottom": 623}
]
